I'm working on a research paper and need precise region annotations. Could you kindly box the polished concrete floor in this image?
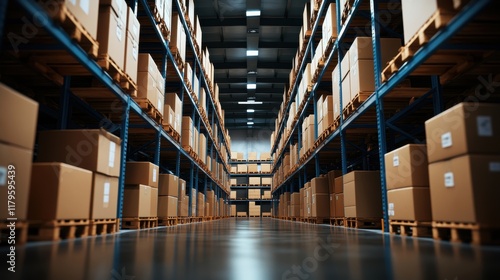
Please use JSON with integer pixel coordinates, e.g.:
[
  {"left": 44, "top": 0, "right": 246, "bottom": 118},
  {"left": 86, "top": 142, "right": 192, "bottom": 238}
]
[{"left": 2, "top": 218, "right": 500, "bottom": 279}]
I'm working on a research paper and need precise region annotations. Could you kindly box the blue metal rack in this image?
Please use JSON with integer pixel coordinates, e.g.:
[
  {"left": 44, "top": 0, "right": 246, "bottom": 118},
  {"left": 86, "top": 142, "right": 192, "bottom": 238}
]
[{"left": 270, "top": 0, "right": 493, "bottom": 230}]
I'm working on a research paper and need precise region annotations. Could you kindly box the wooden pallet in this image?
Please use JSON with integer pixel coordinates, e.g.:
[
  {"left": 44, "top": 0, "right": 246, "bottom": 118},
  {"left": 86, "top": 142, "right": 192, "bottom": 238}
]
[
  {"left": 121, "top": 217, "right": 158, "bottom": 230},
  {"left": 342, "top": 92, "right": 372, "bottom": 119},
  {"left": 163, "top": 124, "right": 181, "bottom": 142},
  {"left": 28, "top": 219, "right": 89, "bottom": 241},
  {"left": 345, "top": 217, "right": 382, "bottom": 229},
  {"left": 177, "top": 217, "right": 190, "bottom": 224},
  {"left": 0, "top": 221, "right": 28, "bottom": 244},
  {"left": 158, "top": 217, "right": 178, "bottom": 227},
  {"left": 169, "top": 48, "right": 185, "bottom": 70},
  {"left": 134, "top": 98, "right": 163, "bottom": 124},
  {"left": 307, "top": 217, "right": 330, "bottom": 224},
  {"left": 389, "top": 220, "right": 432, "bottom": 237},
  {"left": 330, "top": 218, "right": 346, "bottom": 226},
  {"left": 432, "top": 221, "right": 500, "bottom": 245},
  {"left": 88, "top": 218, "right": 119, "bottom": 236},
  {"left": 190, "top": 217, "right": 202, "bottom": 223}
]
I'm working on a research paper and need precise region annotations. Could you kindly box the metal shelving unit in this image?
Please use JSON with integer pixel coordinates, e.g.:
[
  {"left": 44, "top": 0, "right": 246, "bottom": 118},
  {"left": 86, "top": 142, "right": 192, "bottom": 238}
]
[
  {"left": 1, "top": 0, "right": 232, "bottom": 221},
  {"left": 270, "top": 0, "right": 495, "bottom": 230}
]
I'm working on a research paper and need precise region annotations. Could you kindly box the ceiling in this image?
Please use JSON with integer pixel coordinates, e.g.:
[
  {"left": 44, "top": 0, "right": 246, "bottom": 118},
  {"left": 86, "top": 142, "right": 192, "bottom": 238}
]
[{"left": 195, "top": 0, "right": 309, "bottom": 130}]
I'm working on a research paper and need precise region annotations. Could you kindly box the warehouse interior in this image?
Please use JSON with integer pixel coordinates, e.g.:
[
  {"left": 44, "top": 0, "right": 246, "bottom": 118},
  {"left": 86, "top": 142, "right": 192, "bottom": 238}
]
[{"left": 1, "top": 0, "right": 500, "bottom": 279}]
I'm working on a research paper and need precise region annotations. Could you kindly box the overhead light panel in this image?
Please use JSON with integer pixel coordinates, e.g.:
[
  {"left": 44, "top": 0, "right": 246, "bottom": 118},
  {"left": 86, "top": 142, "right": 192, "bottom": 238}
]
[
  {"left": 238, "top": 100, "right": 263, "bottom": 105},
  {"left": 246, "top": 10, "right": 261, "bottom": 17},
  {"left": 247, "top": 121, "right": 255, "bottom": 125},
  {"left": 247, "top": 109, "right": 255, "bottom": 113},
  {"left": 247, "top": 84, "right": 256, "bottom": 89},
  {"left": 247, "top": 71, "right": 257, "bottom": 75},
  {"left": 246, "top": 50, "right": 259, "bottom": 56}
]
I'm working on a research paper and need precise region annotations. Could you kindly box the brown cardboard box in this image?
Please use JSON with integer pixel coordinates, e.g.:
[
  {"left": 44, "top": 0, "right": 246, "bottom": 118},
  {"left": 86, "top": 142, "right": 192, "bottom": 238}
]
[
  {"left": 329, "top": 194, "right": 335, "bottom": 217},
  {"left": 97, "top": 6, "right": 126, "bottom": 69},
  {"left": 170, "top": 13, "right": 186, "bottom": 63},
  {"left": 59, "top": 0, "right": 99, "bottom": 39},
  {"left": 335, "top": 193, "right": 344, "bottom": 217},
  {"left": 341, "top": 73, "right": 351, "bottom": 111},
  {"left": 37, "top": 129, "right": 122, "bottom": 177},
  {"left": 349, "top": 37, "right": 401, "bottom": 69},
  {"left": 91, "top": 173, "right": 118, "bottom": 219},
  {"left": 248, "top": 164, "right": 258, "bottom": 173},
  {"left": 343, "top": 171, "right": 382, "bottom": 218},
  {"left": 291, "top": 193, "right": 300, "bottom": 205},
  {"left": 327, "top": 170, "right": 342, "bottom": 194},
  {"left": 230, "top": 152, "right": 238, "bottom": 160},
  {"left": 385, "top": 144, "right": 429, "bottom": 190},
  {"left": 0, "top": 143, "right": 33, "bottom": 220},
  {"left": 29, "top": 163, "right": 92, "bottom": 220},
  {"left": 123, "top": 184, "right": 151, "bottom": 218},
  {"left": 231, "top": 205, "right": 236, "bottom": 216},
  {"left": 425, "top": 103, "right": 500, "bottom": 163},
  {"left": 124, "top": 7, "right": 140, "bottom": 84},
  {"left": 0, "top": 83, "right": 39, "bottom": 150},
  {"left": 260, "top": 152, "right": 271, "bottom": 160},
  {"left": 261, "top": 164, "right": 271, "bottom": 173},
  {"left": 237, "top": 152, "right": 244, "bottom": 160},
  {"left": 428, "top": 154, "right": 500, "bottom": 225},
  {"left": 238, "top": 164, "right": 248, "bottom": 173},
  {"left": 334, "top": 176, "right": 343, "bottom": 193},
  {"left": 248, "top": 152, "right": 257, "bottom": 161},
  {"left": 312, "top": 193, "right": 330, "bottom": 217},
  {"left": 311, "top": 176, "right": 330, "bottom": 194},
  {"left": 137, "top": 70, "right": 158, "bottom": 107},
  {"left": 249, "top": 177, "right": 260, "bottom": 185},
  {"left": 181, "top": 128, "right": 194, "bottom": 148},
  {"left": 125, "top": 162, "right": 159, "bottom": 188},
  {"left": 178, "top": 179, "right": 186, "bottom": 199},
  {"left": 230, "top": 191, "right": 236, "bottom": 199},
  {"left": 321, "top": 3, "right": 337, "bottom": 51},
  {"left": 165, "top": 93, "right": 183, "bottom": 131},
  {"left": 387, "top": 187, "right": 432, "bottom": 221},
  {"left": 230, "top": 178, "right": 237, "bottom": 186},
  {"left": 162, "top": 105, "right": 175, "bottom": 128},
  {"left": 231, "top": 166, "right": 237, "bottom": 173},
  {"left": 150, "top": 187, "right": 158, "bottom": 217},
  {"left": 261, "top": 177, "right": 272, "bottom": 185},
  {"left": 350, "top": 59, "right": 375, "bottom": 97},
  {"left": 158, "top": 196, "right": 178, "bottom": 217},
  {"left": 159, "top": 174, "right": 178, "bottom": 196}
]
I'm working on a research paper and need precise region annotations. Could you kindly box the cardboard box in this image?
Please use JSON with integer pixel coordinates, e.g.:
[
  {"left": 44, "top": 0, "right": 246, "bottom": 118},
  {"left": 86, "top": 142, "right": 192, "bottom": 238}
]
[
  {"left": 312, "top": 193, "right": 330, "bottom": 217},
  {"left": 428, "top": 154, "right": 500, "bottom": 225},
  {"left": 334, "top": 176, "right": 343, "bottom": 194},
  {"left": 261, "top": 164, "right": 271, "bottom": 173},
  {"left": 0, "top": 143, "right": 33, "bottom": 220},
  {"left": 159, "top": 174, "right": 178, "bottom": 196},
  {"left": 37, "top": 129, "right": 122, "bottom": 177},
  {"left": 349, "top": 37, "right": 401, "bottom": 69},
  {"left": 237, "top": 153, "right": 244, "bottom": 160},
  {"left": 151, "top": 187, "right": 158, "bottom": 217},
  {"left": 97, "top": 6, "right": 126, "bottom": 69},
  {"left": 231, "top": 166, "right": 237, "bottom": 173},
  {"left": 343, "top": 171, "right": 382, "bottom": 218},
  {"left": 311, "top": 176, "right": 329, "bottom": 194},
  {"left": 350, "top": 59, "right": 375, "bottom": 96},
  {"left": 327, "top": 170, "right": 342, "bottom": 194},
  {"left": 248, "top": 152, "right": 257, "bottom": 161},
  {"left": 329, "top": 194, "right": 335, "bottom": 217},
  {"left": 260, "top": 152, "right": 271, "bottom": 160},
  {"left": 248, "top": 164, "right": 258, "bottom": 173},
  {"left": 181, "top": 128, "right": 194, "bottom": 148},
  {"left": 385, "top": 144, "right": 429, "bottom": 190},
  {"left": 238, "top": 164, "right": 248, "bottom": 173},
  {"left": 158, "top": 196, "right": 178, "bottom": 217},
  {"left": 165, "top": 93, "right": 183, "bottom": 131},
  {"left": 179, "top": 179, "right": 186, "bottom": 199},
  {"left": 162, "top": 105, "right": 175, "bottom": 128},
  {"left": 125, "top": 162, "right": 159, "bottom": 188},
  {"left": 261, "top": 177, "right": 272, "bottom": 185},
  {"left": 29, "top": 163, "right": 92, "bottom": 220},
  {"left": 425, "top": 103, "right": 500, "bottom": 163},
  {"left": 322, "top": 3, "right": 337, "bottom": 51},
  {"left": 0, "top": 83, "right": 39, "bottom": 150},
  {"left": 57, "top": 0, "right": 99, "bottom": 39},
  {"left": 137, "top": 70, "right": 158, "bottom": 108},
  {"left": 230, "top": 152, "right": 238, "bottom": 160},
  {"left": 230, "top": 191, "right": 236, "bottom": 199},
  {"left": 341, "top": 73, "right": 351, "bottom": 111},
  {"left": 171, "top": 13, "right": 186, "bottom": 63},
  {"left": 387, "top": 187, "right": 432, "bottom": 221},
  {"left": 124, "top": 7, "right": 140, "bottom": 84},
  {"left": 230, "top": 178, "right": 237, "bottom": 186},
  {"left": 91, "top": 173, "right": 118, "bottom": 219},
  {"left": 123, "top": 184, "right": 151, "bottom": 217},
  {"left": 335, "top": 193, "right": 344, "bottom": 217}
]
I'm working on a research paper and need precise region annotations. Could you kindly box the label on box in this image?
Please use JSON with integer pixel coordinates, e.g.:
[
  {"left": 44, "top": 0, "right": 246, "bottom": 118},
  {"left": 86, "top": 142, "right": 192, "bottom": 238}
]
[
  {"left": 132, "top": 43, "right": 138, "bottom": 60},
  {"left": 153, "top": 168, "right": 157, "bottom": 183},
  {"left": 388, "top": 203, "right": 394, "bottom": 216},
  {"left": 477, "top": 116, "right": 493, "bottom": 137},
  {"left": 441, "top": 132, "right": 452, "bottom": 148},
  {"left": 0, "top": 166, "right": 6, "bottom": 186},
  {"left": 393, "top": 155, "right": 399, "bottom": 167},
  {"left": 116, "top": 22, "right": 123, "bottom": 42},
  {"left": 132, "top": 24, "right": 139, "bottom": 39},
  {"left": 489, "top": 162, "right": 500, "bottom": 172},
  {"left": 444, "top": 172, "right": 455, "bottom": 188},
  {"left": 109, "top": 142, "right": 116, "bottom": 168},
  {"left": 103, "top": 182, "right": 110, "bottom": 207},
  {"left": 80, "top": 0, "right": 90, "bottom": 15}
]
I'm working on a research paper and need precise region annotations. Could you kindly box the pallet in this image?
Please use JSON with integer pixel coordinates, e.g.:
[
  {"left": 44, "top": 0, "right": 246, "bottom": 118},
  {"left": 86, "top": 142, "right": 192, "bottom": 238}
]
[
  {"left": 0, "top": 221, "right": 28, "bottom": 244},
  {"left": 432, "top": 221, "right": 500, "bottom": 245},
  {"left": 158, "top": 217, "right": 178, "bottom": 227},
  {"left": 306, "top": 217, "right": 330, "bottom": 224},
  {"left": 389, "top": 220, "right": 432, "bottom": 237},
  {"left": 169, "top": 48, "right": 185, "bottom": 70},
  {"left": 177, "top": 217, "right": 190, "bottom": 224},
  {"left": 249, "top": 215, "right": 261, "bottom": 218},
  {"left": 89, "top": 218, "right": 119, "bottom": 236},
  {"left": 345, "top": 217, "right": 382, "bottom": 229},
  {"left": 330, "top": 218, "right": 346, "bottom": 226},
  {"left": 163, "top": 124, "right": 181, "bottom": 143},
  {"left": 134, "top": 98, "right": 163, "bottom": 124},
  {"left": 342, "top": 92, "right": 372, "bottom": 119},
  {"left": 121, "top": 217, "right": 158, "bottom": 230},
  {"left": 28, "top": 219, "right": 89, "bottom": 241},
  {"left": 190, "top": 217, "right": 202, "bottom": 223}
]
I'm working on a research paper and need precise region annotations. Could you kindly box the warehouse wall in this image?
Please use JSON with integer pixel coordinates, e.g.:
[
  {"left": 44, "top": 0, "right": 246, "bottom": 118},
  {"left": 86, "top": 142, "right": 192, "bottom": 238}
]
[{"left": 229, "top": 129, "right": 272, "bottom": 158}]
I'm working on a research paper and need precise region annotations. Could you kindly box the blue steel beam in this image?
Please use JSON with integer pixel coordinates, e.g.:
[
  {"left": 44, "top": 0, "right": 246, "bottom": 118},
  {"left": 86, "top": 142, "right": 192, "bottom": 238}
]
[
  {"left": 432, "top": 75, "right": 444, "bottom": 114},
  {"left": 117, "top": 97, "right": 131, "bottom": 224}
]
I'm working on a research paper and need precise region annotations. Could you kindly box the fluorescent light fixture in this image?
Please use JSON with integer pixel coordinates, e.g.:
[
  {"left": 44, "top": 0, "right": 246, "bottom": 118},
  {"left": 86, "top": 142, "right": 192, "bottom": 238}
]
[
  {"left": 247, "top": 109, "right": 255, "bottom": 113},
  {"left": 246, "top": 50, "right": 259, "bottom": 56},
  {"left": 247, "top": 84, "right": 256, "bottom": 89},
  {"left": 238, "top": 100, "right": 263, "bottom": 105},
  {"left": 247, "top": 121, "right": 255, "bottom": 125},
  {"left": 246, "top": 10, "right": 261, "bottom": 17}
]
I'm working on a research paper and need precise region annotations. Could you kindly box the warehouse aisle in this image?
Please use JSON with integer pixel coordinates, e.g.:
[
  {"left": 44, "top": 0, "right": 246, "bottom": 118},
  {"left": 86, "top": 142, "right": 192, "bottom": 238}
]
[{"left": 2, "top": 218, "right": 500, "bottom": 279}]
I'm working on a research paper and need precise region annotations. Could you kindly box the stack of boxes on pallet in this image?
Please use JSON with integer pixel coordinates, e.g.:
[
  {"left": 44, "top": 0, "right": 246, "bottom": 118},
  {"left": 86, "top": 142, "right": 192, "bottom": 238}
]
[
  {"left": 123, "top": 162, "right": 159, "bottom": 221},
  {"left": 158, "top": 174, "right": 182, "bottom": 218}
]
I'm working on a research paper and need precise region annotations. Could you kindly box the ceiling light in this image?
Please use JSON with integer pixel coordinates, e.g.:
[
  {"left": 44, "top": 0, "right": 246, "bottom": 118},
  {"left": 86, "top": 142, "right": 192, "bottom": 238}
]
[
  {"left": 248, "top": 28, "right": 259, "bottom": 34},
  {"left": 247, "top": 84, "right": 257, "bottom": 89},
  {"left": 238, "top": 100, "right": 263, "bottom": 105},
  {"left": 246, "top": 50, "right": 259, "bottom": 56},
  {"left": 247, "top": 71, "right": 257, "bottom": 75},
  {"left": 246, "top": 10, "right": 261, "bottom": 17},
  {"left": 247, "top": 109, "right": 255, "bottom": 113},
  {"left": 247, "top": 121, "right": 255, "bottom": 125}
]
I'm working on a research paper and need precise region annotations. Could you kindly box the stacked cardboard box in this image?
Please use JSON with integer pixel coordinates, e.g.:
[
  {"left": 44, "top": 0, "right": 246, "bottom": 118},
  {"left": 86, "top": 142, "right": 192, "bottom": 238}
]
[
  {"left": 248, "top": 189, "right": 261, "bottom": 200},
  {"left": 124, "top": 162, "right": 159, "bottom": 218},
  {"left": 322, "top": 3, "right": 337, "bottom": 51},
  {"left": 0, "top": 84, "right": 38, "bottom": 221},
  {"left": 137, "top": 54, "right": 164, "bottom": 116},
  {"left": 261, "top": 164, "right": 271, "bottom": 173},
  {"left": 237, "top": 164, "right": 248, "bottom": 173},
  {"left": 401, "top": 0, "right": 451, "bottom": 44},
  {"left": 425, "top": 103, "right": 500, "bottom": 225},
  {"left": 304, "top": 183, "right": 312, "bottom": 218},
  {"left": 231, "top": 205, "right": 237, "bottom": 216},
  {"left": 190, "top": 188, "right": 197, "bottom": 216},
  {"left": 248, "top": 152, "right": 257, "bottom": 161},
  {"left": 181, "top": 116, "right": 194, "bottom": 149},
  {"left": 344, "top": 171, "right": 382, "bottom": 219},
  {"left": 158, "top": 174, "right": 180, "bottom": 217},
  {"left": 263, "top": 191, "right": 271, "bottom": 200},
  {"left": 230, "top": 191, "right": 237, "bottom": 200},
  {"left": 164, "top": 93, "right": 183, "bottom": 133},
  {"left": 334, "top": 176, "right": 344, "bottom": 218},
  {"left": 170, "top": 12, "right": 187, "bottom": 65},
  {"left": 260, "top": 152, "right": 272, "bottom": 161},
  {"left": 178, "top": 179, "right": 188, "bottom": 217},
  {"left": 261, "top": 177, "right": 272, "bottom": 186},
  {"left": 249, "top": 177, "right": 261, "bottom": 185},
  {"left": 98, "top": 0, "right": 127, "bottom": 71},
  {"left": 385, "top": 144, "right": 431, "bottom": 221},
  {"left": 291, "top": 193, "right": 301, "bottom": 218},
  {"left": 197, "top": 192, "right": 205, "bottom": 217},
  {"left": 248, "top": 164, "right": 258, "bottom": 173},
  {"left": 299, "top": 188, "right": 305, "bottom": 218},
  {"left": 249, "top": 202, "right": 260, "bottom": 216},
  {"left": 327, "top": 170, "right": 342, "bottom": 218},
  {"left": 37, "top": 129, "right": 122, "bottom": 220},
  {"left": 311, "top": 177, "right": 330, "bottom": 218},
  {"left": 124, "top": 7, "right": 140, "bottom": 84}
]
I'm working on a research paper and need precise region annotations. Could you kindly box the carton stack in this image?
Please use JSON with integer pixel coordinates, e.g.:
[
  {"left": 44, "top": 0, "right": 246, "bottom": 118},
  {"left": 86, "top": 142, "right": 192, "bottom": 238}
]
[
  {"left": 237, "top": 164, "right": 247, "bottom": 174},
  {"left": 158, "top": 174, "right": 180, "bottom": 218},
  {"left": 327, "top": 170, "right": 342, "bottom": 218},
  {"left": 249, "top": 202, "right": 261, "bottom": 217},
  {"left": 170, "top": 13, "right": 187, "bottom": 66},
  {"left": 322, "top": 3, "right": 337, "bottom": 51},
  {"left": 98, "top": 0, "right": 127, "bottom": 71},
  {"left": 261, "top": 164, "right": 271, "bottom": 173},
  {"left": 248, "top": 152, "right": 258, "bottom": 161},
  {"left": 164, "top": 93, "right": 183, "bottom": 133},
  {"left": 197, "top": 192, "right": 205, "bottom": 217},
  {"left": 37, "top": 129, "right": 122, "bottom": 221},
  {"left": 0, "top": 84, "right": 38, "bottom": 222},
  {"left": 334, "top": 176, "right": 344, "bottom": 219},
  {"left": 322, "top": 95, "right": 335, "bottom": 134},
  {"left": 304, "top": 182, "right": 312, "bottom": 218},
  {"left": 248, "top": 189, "right": 261, "bottom": 200},
  {"left": 260, "top": 152, "right": 272, "bottom": 161},
  {"left": 181, "top": 116, "right": 194, "bottom": 150},
  {"left": 230, "top": 191, "right": 237, "bottom": 199},
  {"left": 137, "top": 54, "right": 164, "bottom": 117},
  {"left": 425, "top": 103, "right": 500, "bottom": 226},
  {"left": 124, "top": 162, "right": 159, "bottom": 218},
  {"left": 385, "top": 145, "right": 431, "bottom": 222},
  {"left": 248, "top": 164, "right": 258, "bottom": 173},
  {"left": 344, "top": 171, "right": 382, "bottom": 220},
  {"left": 311, "top": 177, "right": 330, "bottom": 218},
  {"left": 177, "top": 179, "right": 188, "bottom": 217},
  {"left": 261, "top": 177, "right": 272, "bottom": 186},
  {"left": 291, "top": 193, "right": 301, "bottom": 218},
  {"left": 249, "top": 177, "right": 261, "bottom": 185},
  {"left": 263, "top": 191, "right": 271, "bottom": 200},
  {"left": 231, "top": 205, "right": 237, "bottom": 217},
  {"left": 190, "top": 188, "right": 197, "bottom": 216},
  {"left": 206, "top": 190, "right": 215, "bottom": 217},
  {"left": 124, "top": 8, "right": 140, "bottom": 85}
]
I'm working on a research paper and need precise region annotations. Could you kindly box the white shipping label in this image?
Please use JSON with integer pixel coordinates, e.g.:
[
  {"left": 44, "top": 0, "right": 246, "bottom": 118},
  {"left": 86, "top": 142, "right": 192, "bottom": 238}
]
[
  {"left": 388, "top": 203, "right": 394, "bottom": 211},
  {"left": 477, "top": 116, "right": 493, "bottom": 137},
  {"left": 157, "top": 98, "right": 162, "bottom": 113},
  {"left": 80, "top": 0, "right": 90, "bottom": 15},
  {"left": 441, "top": 132, "right": 453, "bottom": 148},
  {"left": 153, "top": 168, "right": 157, "bottom": 183},
  {"left": 116, "top": 23, "right": 123, "bottom": 42},
  {"left": 0, "top": 166, "right": 6, "bottom": 186},
  {"left": 489, "top": 162, "right": 500, "bottom": 172},
  {"left": 132, "top": 24, "right": 139, "bottom": 39},
  {"left": 393, "top": 155, "right": 399, "bottom": 167},
  {"left": 109, "top": 142, "right": 116, "bottom": 168},
  {"left": 132, "top": 43, "right": 138, "bottom": 60},
  {"left": 444, "top": 172, "right": 455, "bottom": 188},
  {"left": 169, "top": 114, "right": 173, "bottom": 124},
  {"left": 103, "top": 182, "right": 110, "bottom": 207},
  {"left": 389, "top": 210, "right": 395, "bottom": 216}
]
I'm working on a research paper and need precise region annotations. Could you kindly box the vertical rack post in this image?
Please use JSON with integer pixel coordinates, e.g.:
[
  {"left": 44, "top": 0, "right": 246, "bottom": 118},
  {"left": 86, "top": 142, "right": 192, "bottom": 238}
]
[
  {"left": 188, "top": 162, "right": 194, "bottom": 217},
  {"left": 336, "top": 2, "right": 348, "bottom": 175},
  {"left": 117, "top": 97, "right": 131, "bottom": 225},
  {"left": 58, "top": 76, "right": 72, "bottom": 129},
  {"left": 154, "top": 129, "right": 161, "bottom": 166},
  {"left": 432, "top": 75, "right": 443, "bottom": 114}
]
